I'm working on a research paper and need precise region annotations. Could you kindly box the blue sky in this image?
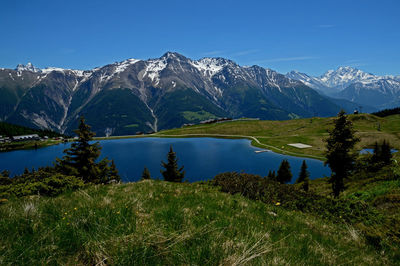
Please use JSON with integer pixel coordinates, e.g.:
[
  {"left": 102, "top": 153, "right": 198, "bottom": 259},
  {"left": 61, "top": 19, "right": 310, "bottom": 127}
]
[{"left": 1, "top": 0, "right": 399, "bottom": 76}]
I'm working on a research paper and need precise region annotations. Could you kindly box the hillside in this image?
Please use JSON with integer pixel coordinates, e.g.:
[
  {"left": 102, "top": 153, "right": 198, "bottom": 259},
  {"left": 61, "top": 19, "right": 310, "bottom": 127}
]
[
  {"left": 0, "top": 180, "right": 395, "bottom": 265},
  {"left": 0, "top": 121, "right": 64, "bottom": 138},
  {"left": 156, "top": 113, "right": 400, "bottom": 159}
]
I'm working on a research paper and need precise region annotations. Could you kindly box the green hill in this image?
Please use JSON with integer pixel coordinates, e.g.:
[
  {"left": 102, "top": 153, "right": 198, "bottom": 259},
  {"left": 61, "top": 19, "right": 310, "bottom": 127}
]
[
  {"left": 1, "top": 180, "right": 396, "bottom": 265},
  {"left": 156, "top": 113, "right": 400, "bottom": 160}
]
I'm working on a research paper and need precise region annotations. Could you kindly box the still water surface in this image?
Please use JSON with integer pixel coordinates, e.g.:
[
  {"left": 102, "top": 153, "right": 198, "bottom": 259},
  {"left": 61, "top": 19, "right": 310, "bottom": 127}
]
[{"left": 0, "top": 138, "right": 331, "bottom": 183}]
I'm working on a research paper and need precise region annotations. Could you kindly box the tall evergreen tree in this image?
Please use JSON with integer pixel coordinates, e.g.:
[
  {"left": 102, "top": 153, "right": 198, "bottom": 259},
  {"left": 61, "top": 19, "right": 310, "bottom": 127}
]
[
  {"left": 325, "top": 110, "right": 359, "bottom": 198},
  {"left": 296, "top": 160, "right": 310, "bottom": 192},
  {"left": 161, "top": 146, "right": 185, "bottom": 182},
  {"left": 380, "top": 140, "right": 392, "bottom": 165},
  {"left": 372, "top": 140, "right": 392, "bottom": 166},
  {"left": 141, "top": 166, "right": 151, "bottom": 180},
  {"left": 56, "top": 116, "right": 119, "bottom": 183},
  {"left": 108, "top": 160, "right": 120, "bottom": 183},
  {"left": 276, "top": 159, "right": 292, "bottom": 184},
  {"left": 267, "top": 170, "right": 276, "bottom": 181}
]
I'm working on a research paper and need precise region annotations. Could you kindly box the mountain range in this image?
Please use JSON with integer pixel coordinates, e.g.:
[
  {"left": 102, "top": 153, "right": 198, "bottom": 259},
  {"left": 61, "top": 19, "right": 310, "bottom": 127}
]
[
  {"left": 287, "top": 67, "right": 400, "bottom": 109},
  {"left": 0, "top": 52, "right": 396, "bottom": 136}
]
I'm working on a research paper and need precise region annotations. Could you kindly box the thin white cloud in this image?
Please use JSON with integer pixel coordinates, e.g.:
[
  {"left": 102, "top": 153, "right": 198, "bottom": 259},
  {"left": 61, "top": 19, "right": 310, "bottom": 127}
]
[
  {"left": 344, "top": 59, "right": 368, "bottom": 67},
  {"left": 253, "top": 56, "right": 318, "bottom": 64},
  {"left": 231, "top": 49, "right": 259, "bottom": 57},
  {"left": 317, "top": 24, "right": 335, "bottom": 28},
  {"left": 202, "top": 50, "right": 225, "bottom": 56},
  {"left": 60, "top": 48, "right": 76, "bottom": 54}
]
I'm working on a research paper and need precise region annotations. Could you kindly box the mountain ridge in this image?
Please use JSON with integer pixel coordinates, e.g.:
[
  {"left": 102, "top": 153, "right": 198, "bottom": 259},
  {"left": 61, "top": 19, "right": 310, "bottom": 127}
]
[
  {"left": 0, "top": 53, "right": 379, "bottom": 136},
  {"left": 287, "top": 66, "right": 400, "bottom": 109}
]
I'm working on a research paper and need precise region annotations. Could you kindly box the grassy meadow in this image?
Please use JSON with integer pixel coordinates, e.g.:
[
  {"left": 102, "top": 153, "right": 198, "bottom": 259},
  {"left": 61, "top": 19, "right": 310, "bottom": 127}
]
[
  {"left": 1, "top": 180, "right": 396, "bottom": 265},
  {"left": 155, "top": 114, "right": 400, "bottom": 160}
]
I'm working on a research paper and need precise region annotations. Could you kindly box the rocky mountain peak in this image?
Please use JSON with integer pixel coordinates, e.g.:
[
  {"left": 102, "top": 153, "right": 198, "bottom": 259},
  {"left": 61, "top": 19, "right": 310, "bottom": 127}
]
[{"left": 15, "top": 62, "right": 41, "bottom": 73}]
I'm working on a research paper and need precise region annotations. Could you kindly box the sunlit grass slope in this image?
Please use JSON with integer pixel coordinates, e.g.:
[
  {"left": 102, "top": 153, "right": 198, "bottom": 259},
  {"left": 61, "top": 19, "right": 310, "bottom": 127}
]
[
  {"left": 156, "top": 114, "right": 400, "bottom": 159},
  {"left": 0, "top": 181, "right": 394, "bottom": 265}
]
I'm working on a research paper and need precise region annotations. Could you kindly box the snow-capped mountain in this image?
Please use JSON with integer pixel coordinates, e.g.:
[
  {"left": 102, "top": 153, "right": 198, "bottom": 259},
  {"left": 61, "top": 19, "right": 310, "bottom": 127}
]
[
  {"left": 286, "top": 67, "right": 400, "bottom": 109},
  {"left": 15, "top": 62, "right": 41, "bottom": 73},
  {"left": 0, "top": 53, "right": 357, "bottom": 136}
]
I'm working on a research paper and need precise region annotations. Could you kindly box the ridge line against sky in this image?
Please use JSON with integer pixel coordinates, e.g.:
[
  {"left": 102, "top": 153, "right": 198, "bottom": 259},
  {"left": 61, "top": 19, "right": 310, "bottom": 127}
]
[{"left": 1, "top": 0, "right": 399, "bottom": 76}]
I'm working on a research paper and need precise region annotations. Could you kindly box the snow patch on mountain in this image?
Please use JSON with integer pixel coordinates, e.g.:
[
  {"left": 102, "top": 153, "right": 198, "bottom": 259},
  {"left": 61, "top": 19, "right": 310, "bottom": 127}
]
[
  {"left": 190, "top": 58, "right": 229, "bottom": 78},
  {"left": 143, "top": 59, "right": 167, "bottom": 85},
  {"left": 114, "top": 59, "right": 141, "bottom": 74},
  {"left": 15, "top": 63, "right": 41, "bottom": 73}
]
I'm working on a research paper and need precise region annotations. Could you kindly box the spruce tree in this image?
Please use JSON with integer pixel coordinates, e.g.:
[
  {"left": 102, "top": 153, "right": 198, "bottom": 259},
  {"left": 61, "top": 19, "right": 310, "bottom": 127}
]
[
  {"left": 267, "top": 170, "right": 276, "bottom": 181},
  {"left": 161, "top": 146, "right": 185, "bottom": 182},
  {"left": 276, "top": 159, "right": 292, "bottom": 184},
  {"left": 108, "top": 160, "right": 120, "bottom": 183},
  {"left": 325, "top": 110, "right": 359, "bottom": 198},
  {"left": 372, "top": 140, "right": 392, "bottom": 166},
  {"left": 56, "top": 116, "right": 119, "bottom": 184},
  {"left": 380, "top": 140, "right": 392, "bottom": 165},
  {"left": 296, "top": 160, "right": 310, "bottom": 192},
  {"left": 141, "top": 166, "right": 151, "bottom": 180}
]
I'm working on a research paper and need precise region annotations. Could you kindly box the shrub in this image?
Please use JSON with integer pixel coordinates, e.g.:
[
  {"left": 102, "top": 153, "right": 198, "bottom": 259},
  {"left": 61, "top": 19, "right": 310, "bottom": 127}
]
[{"left": 0, "top": 167, "right": 84, "bottom": 198}]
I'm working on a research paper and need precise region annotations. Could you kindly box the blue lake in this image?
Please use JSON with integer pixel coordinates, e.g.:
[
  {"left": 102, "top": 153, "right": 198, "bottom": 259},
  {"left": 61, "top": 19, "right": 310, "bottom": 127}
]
[{"left": 0, "top": 137, "right": 331, "bottom": 183}]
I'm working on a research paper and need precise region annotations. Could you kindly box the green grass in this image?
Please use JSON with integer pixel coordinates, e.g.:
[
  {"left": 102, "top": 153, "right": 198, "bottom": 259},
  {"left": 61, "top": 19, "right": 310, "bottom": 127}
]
[
  {"left": 0, "top": 180, "right": 397, "bottom": 265},
  {"left": 155, "top": 114, "right": 400, "bottom": 159},
  {"left": 0, "top": 140, "right": 63, "bottom": 152},
  {"left": 182, "top": 110, "right": 217, "bottom": 121}
]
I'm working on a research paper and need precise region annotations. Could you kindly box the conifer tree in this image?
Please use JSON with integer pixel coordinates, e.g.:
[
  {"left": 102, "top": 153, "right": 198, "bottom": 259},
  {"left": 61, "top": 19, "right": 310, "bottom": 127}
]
[
  {"left": 325, "top": 110, "right": 359, "bottom": 198},
  {"left": 296, "top": 160, "right": 310, "bottom": 192},
  {"left": 141, "top": 166, "right": 151, "bottom": 180},
  {"left": 276, "top": 159, "right": 292, "bottom": 184},
  {"left": 372, "top": 140, "right": 392, "bottom": 166},
  {"left": 56, "top": 116, "right": 119, "bottom": 184},
  {"left": 108, "top": 160, "right": 120, "bottom": 183},
  {"left": 161, "top": 146, "right": 185, "bottom": 182},
  {"left": 267, "top": 170, "right": 276, "bottom": 181},
  {"left": 380, "top": 140, "right": 392, "bottom": 165}
]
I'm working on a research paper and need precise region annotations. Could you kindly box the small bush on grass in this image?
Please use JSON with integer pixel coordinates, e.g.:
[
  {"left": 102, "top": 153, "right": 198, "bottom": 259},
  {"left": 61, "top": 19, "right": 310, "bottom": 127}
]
[{"left": 0, "top": 167, "right": 84, "bottom": 198}]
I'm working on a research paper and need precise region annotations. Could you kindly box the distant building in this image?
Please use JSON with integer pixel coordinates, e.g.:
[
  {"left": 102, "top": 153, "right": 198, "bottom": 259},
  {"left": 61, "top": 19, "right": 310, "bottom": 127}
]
[{"left": 12, "top": 134, "right": 40, "bottom": 142}]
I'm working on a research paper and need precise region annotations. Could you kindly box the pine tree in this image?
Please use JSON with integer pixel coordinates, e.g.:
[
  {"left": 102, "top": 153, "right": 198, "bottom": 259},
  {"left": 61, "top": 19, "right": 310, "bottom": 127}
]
[
  {"left": 296, "top": 160, "right": 310, "bottom": 192},
  {"left": 372, "top": 140, "right": 392, "bottom": 166},
  {"left": 325, "top": 110, "right": 359, "bottom": 198},
  {"left": 161, "top": 146, "right": 185, "bottom": 182},
  {"left": 108, "top": 160, "right": 120, "bottom": 183},
  {"left": 371, "top": 141, "right": 380, "bottom": 163},
  {"left": 56, "top": 116, "right": 118, "bottom": 184},
  {"left": 267, "top": 170, "right": 276, "bottom": 181},
  {"left": 380, "top": 140, "right": 392, "bottom": 165},
  {"left": 276, "top": 159, "right": 292, "bottom": 184},
  {"left": 141, "top": 166, "right": 151, "bottom": 180}
]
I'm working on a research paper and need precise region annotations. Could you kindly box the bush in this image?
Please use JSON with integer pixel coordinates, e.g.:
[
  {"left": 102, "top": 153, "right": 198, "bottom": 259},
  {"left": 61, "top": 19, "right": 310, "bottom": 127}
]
[
  {"left": 0, "top": 167, "right": 84, "bottom": 198},
  {"left": 213, "top": 172, "right": 382, "bottom": 224}
]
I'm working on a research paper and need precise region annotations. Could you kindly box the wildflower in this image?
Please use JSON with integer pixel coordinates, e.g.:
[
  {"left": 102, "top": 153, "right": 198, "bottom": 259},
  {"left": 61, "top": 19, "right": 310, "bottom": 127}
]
[
  {"left": 74, "top": 207, "right": 77, "bottom": 211},
  {"left": 275, "top": 202, "right": 281, "bottom": 206},
  {"left": 116, "top": 211, "right": 120, "bottom": 214},
  {"left": 62, "top": 217, "right": 66, "bottom": 220},
  {"left": 64, "top": 212, "right": 67, "bottom": 215}
]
